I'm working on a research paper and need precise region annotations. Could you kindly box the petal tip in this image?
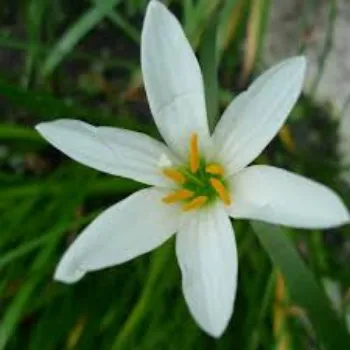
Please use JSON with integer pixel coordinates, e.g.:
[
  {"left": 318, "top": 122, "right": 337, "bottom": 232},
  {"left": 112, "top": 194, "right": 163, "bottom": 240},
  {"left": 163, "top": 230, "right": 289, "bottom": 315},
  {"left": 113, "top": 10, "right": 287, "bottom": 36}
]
[
  {"left": 35, "top": 122, "right": 48, "bottom": 134},
  {"left": 142, "top": 0, "right": 170, "bottom": 54},
  {"left": 53, "top": 251, "right": 87, "bottom": 284},
  {"left": 54, "top": 263, "right": 86, "bottom": 284},
  {"left": 35, "top": 120, "right": 68, "bottom": 144},
  {"left": 340, "top": 209, "right": 350, "bottom": 225},
  {"left": 35, "top": 121, "right": 60, "bottom": 141},
  {"left": 147, "top": 0, "right": 165, "bottom": 11},
  {"left": 35, "top": 120, "right": 65, "bottom": 136},
  {"left": 289, "top": 55, "right": 307, "bottom": 77},
  {"left": 205, "top": 325, "right": 226, "bottom": 339},
  {"left": 144, "top": 0, "right": 177, "bottom": 33},
  {"left": 198, "top": 313, "right": 231, "bottom": 338},
  {"left": 145, "top": 0, "right": 168, "bottom": 19},
  {"left": 276, "top": 56, "right": 307, "bottom": 82},
  {"left": 327, "top": 196, "right": 350, "bottom": 228}
]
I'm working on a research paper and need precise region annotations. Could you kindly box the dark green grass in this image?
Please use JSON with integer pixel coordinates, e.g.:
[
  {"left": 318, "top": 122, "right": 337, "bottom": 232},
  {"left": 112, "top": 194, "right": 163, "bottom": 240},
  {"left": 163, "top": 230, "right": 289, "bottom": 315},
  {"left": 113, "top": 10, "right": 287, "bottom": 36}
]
[{"left": 0, "top": 1, "right": 349, "bottom": 349}]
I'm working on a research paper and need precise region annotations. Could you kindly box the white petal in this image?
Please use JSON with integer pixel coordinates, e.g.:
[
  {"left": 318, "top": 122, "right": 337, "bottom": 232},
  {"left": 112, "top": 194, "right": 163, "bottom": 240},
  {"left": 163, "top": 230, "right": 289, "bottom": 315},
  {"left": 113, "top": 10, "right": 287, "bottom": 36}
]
[
  {"left": 54, "top": 187, "right": 181, "bottom": 283},
  {"left": 36, "top": 119, "right": 177, "bottom": 186},
  {"left": 176, "top": 204, "right": 238, "bottom": 337},
  {"left": 141, "top": 1, "right": 210, "bottom": 158},
  {"left": 213, "top": 57, "right": 306, "bottom": 175},
  {"left": 227, "top": 165, "right": 350, "bottom": 229}
]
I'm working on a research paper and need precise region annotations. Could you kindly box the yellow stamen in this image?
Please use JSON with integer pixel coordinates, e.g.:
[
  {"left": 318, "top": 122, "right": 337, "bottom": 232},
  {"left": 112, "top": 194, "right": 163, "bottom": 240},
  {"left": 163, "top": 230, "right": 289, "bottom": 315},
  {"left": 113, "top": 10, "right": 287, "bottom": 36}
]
[
  {"left": 205, "top": 163, "right": 225, "bottom": 176},
  {"left": 210, "top": 178, "right": 231, "bottom": 205},
  {"left": 189, "top": 133, "right": 200, "bottom": 173},
  {"left": 162, "top": 168, "right": 186, "bottom": 184},
  {"left": 182, "top": 196, "right": 208, "bottom": 212},
  {"left": 162, "top": 189, "right": 194, "bottom": 204}
]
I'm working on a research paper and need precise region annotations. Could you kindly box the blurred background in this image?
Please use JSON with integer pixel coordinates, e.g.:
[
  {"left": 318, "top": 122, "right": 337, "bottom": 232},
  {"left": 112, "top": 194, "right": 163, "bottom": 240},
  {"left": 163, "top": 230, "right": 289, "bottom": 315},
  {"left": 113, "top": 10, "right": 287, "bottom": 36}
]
[{"left": 0, "top": 0, "right": 349, "bottom": 349}]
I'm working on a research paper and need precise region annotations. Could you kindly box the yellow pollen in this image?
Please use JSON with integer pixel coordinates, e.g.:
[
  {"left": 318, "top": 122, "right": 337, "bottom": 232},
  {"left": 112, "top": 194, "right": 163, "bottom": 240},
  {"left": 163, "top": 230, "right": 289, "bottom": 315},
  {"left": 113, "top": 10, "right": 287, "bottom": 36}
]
[
  {"left": 182, "top": 196, "right": 208, "bottom": 212},
  {"left": 162, "top": 168, "right": 186, "bottom": 184},
  {"left": 209, "top": 178, "right": 231, "bottom": 205},
  {"left": 189, "top": 133, "right": 200, "bottom": 173},
  {"left": 205, "top": 163, "right": 225, "bottom": 176},
  {"left": 162, "top": 189, "right": 194, "bottom": 204}
]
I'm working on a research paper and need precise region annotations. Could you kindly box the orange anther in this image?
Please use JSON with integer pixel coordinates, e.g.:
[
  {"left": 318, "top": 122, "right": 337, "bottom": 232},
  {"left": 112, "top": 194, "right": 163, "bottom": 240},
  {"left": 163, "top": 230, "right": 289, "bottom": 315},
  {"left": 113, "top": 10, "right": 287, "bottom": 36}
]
[
  {"left": 205, "top": 163, "right": 225, "bottom": 176},
  {"left": 182, "top": 196, "right": 208, "bottom": 212},
  {"left": 209, "top": 178, "right": 231, "bottom": 205},
  {"left": 189, "top": 133, "right": 200, "bottom": 173},
  {"left": 162, "top": 189, "right": 194, "bottom": 204},
  {"left": 162, "top": 168, "right": 186, "bottom": 184}
]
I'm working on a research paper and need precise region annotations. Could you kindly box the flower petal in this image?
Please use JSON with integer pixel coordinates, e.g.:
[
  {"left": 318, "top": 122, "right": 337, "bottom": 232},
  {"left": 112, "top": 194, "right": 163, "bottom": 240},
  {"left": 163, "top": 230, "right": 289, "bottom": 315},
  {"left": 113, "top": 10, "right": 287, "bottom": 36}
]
[
  {"left": 36, "top": 119, "right": 177, "bottom": 186},
  {"left": 55, "top": 187, "right": 181, "bottom": 283},
  {"left": 141, "top": 1, "right": 210, "bottom": 158},
  {"left": 213, "top": 57, "right": 306, "bottom": 175},
  {"left": 176, "top": 204, "right": 238, "bottom": 337},
  {"left": 227, "top": 165, "right": 350, "bottom": 229}
]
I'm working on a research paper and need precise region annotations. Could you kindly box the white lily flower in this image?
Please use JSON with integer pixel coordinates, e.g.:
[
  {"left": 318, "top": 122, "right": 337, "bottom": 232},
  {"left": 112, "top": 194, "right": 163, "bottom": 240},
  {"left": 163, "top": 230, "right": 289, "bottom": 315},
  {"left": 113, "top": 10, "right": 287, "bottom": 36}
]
[{"left": 36, "top": 0, "right": 350, "bottom": 338}]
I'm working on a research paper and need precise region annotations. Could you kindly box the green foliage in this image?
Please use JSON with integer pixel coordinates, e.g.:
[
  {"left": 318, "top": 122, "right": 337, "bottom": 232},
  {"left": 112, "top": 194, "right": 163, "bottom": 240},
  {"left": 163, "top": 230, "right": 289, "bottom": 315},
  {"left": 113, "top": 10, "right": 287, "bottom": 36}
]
[
  {"left": 0, "top": 0, "right": 349, "bottom": 349},
  {"left": 252, "top": 222, "right": 350, "bottom": 349}
]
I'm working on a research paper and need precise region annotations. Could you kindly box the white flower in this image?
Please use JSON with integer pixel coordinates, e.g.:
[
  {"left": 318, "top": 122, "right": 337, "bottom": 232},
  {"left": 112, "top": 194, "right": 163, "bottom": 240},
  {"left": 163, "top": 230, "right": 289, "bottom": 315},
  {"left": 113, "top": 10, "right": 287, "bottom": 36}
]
[{"left": 36, "top": 0, "right": 350, "bottom": 338}]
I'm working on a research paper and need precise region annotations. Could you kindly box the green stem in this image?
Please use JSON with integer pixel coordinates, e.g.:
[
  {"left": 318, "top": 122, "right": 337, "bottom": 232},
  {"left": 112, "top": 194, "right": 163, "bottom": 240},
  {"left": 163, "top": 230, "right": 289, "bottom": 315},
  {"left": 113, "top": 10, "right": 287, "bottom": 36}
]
[{"left": 112, "top": 242, "right": 172, "bottom": 349}]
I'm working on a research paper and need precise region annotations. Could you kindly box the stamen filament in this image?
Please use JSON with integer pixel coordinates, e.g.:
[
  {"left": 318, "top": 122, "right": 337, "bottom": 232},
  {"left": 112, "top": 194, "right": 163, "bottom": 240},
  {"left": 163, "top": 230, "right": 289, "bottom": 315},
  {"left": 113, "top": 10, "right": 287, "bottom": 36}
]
[
  {"left": 162, "top": 189, "right": 194, "bottom": 204},
  {"left": 162, "top": 168, "right": 186, "bottom": 184},
  {"left": 189, "top": 133, "right": 200, "bottom": 173},
  {"left": 209, "top": 178, "right": 231, "bottom": 205},
  {"left": 205, "top": 163, "right": 225, "bottom": 176},
  {"left": 182, "top": 196, "right": 208, "bottom": 212}
]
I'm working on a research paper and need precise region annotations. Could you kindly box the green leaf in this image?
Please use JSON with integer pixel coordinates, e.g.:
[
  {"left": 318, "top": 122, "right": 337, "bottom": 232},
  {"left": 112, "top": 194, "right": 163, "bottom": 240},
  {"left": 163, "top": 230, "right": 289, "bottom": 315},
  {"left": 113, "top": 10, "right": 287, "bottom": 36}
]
[
  {"left": 0, "top": 79, "right": 156, "bottom": 141},
  {"left": 252, "top": 221, "right": 350, "bottom": 349},
  {"left": 199, "top": 6, "right": 220, "bottom": 132},
  {"left": 0, "top": 171, "right": 97, "bottom": 349},
  {"left": 0, "top": 79, "right": 108, "bottom": 123},
  {"left": 112, "top": 241, "right": 173, "bottom": 349},
  {"left": 0, "top": 124, "right": 44, "bottom": 147},
  {"left": 217, "top": 0, "right": 239, "bottom": 59},
  {"left": 0, "top": 79, "right": 154, "bottom": 137},
  {"left": 185, "top": 0, "right": 221, "bottom": 48},
  {"left": 0, "top": 33, "right": 135, "bottom": 70},
  {"left": 90, "top": 0, "right": 140, "bottom": 43},
  {"left": 23, "top": 0, "right": 49, "bottom": 87},
  {"left": 41, "top": 0, "right": 122, "bottom": 78}
]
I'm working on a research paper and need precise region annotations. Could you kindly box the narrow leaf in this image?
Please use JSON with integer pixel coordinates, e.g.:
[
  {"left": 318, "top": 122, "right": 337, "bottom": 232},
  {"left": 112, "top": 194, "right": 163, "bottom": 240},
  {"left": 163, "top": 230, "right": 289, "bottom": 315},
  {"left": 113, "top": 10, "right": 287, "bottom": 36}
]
[
  {"left": 41, "top": 0, "right": 122, "bottom": 78},
  {"left": 199, "top": 7, "right": 220, "bottom": 132},
  {"left": 252, "top": 221, "right": 350, "bottom": 349},
  {"left": 0, "top": 79, "right": 155, "bottom": 136}
]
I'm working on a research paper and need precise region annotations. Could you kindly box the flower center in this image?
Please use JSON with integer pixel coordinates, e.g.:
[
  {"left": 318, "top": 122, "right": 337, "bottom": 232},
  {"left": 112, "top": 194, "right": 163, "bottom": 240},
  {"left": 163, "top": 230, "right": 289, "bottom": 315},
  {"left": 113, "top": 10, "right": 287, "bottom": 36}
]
[{"left": 161, "top": 133, "right": 231, "bottom": 211}]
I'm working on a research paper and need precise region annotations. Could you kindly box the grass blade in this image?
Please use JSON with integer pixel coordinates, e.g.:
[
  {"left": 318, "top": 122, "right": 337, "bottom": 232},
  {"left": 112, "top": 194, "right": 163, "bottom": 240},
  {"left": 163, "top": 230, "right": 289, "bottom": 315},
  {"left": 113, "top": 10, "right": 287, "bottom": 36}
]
[
  {"left": 41, "top": 0, "right": 122, "bottom": 78},
  {"left": 199, "top": 7, "right": 220, "bottom": 132},
  {"left": 252, "top": 221, "right": 350, "bottom": 350}
]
